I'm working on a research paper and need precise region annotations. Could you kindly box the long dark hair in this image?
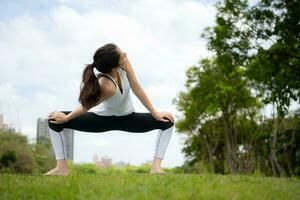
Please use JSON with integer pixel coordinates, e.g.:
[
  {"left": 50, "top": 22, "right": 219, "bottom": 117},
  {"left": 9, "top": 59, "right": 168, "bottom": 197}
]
[{"left": 79, "top": 43, "right": 121, "bottom": 110}]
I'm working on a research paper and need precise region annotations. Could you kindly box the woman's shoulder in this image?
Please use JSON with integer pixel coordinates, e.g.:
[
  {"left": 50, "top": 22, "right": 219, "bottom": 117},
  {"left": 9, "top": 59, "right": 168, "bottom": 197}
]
[{"left": 98, "top": 77, "right": 117, "bottom": 98}]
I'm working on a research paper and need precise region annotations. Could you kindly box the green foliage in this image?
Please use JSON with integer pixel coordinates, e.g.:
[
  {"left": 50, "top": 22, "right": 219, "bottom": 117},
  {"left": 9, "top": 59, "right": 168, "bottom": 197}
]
[
  {"left": 0, "top": 130, "right": 36, "bottom": 173},
  {"left": 246, "top": 0, "right": 300, "bottom": 116},
  {"left": 173, "top": 0, "right": 259, "bottom": 175},
  {"left": 71, "top": 163, "right": 177, "bottom": 175},
  {"left": 173, "top": 0, "right": 300, "bottom": 177},
  {"left": 0, "top": 130, "right": 56, "bottom": 174},
  {"left": 31, "top": 137, "right": 56, "bottom": 173},
  {"left": 0, "top": 150, "right": 17, "bottom": 167}
]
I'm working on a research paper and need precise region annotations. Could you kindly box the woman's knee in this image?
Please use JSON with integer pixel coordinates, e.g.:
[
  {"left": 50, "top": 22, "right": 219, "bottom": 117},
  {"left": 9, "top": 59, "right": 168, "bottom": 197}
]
[
  {"left": 48, "top": 119, "right": 63, "bottom": 132},
  {"left": 162, "top": 120, "right": 174, "bottom": 131},
  {"left": 48, "top": 110, "right": 70, "bottom": 132}
]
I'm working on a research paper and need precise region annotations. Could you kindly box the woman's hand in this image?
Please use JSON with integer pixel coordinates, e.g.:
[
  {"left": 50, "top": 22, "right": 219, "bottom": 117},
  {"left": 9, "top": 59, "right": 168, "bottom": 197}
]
[
  {"left": 151, "top": 110, "right": 175, "bottom": 123},
  {"left": 48, "top": 111, "right": 69, "bottom": 124},
  {"left": 119, "top": 52, "right": 129, "bottom": 68}
]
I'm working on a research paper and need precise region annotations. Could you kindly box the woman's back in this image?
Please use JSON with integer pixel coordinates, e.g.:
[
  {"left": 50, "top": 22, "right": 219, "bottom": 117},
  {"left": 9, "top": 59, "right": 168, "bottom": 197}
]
[{"left": 89, "top": 67, "right": 135, "bottom": 116}]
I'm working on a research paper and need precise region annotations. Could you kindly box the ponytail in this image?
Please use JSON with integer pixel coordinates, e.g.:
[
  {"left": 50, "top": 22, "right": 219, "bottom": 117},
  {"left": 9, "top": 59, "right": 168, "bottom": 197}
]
[
  {"left": 79, "top": 43, "right": 120, "bottom": 109},
  {"left": 78, "top": 64, "right": 102, "bottom": 110}
]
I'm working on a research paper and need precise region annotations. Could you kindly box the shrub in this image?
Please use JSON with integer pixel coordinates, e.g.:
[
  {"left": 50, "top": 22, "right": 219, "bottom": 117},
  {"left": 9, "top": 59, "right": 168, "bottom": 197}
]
[
  {"left": 0, "top": 130, "right": 35, "bottom": 173},
  {"left": 0, "top": 130, "right": 56, "bottom": 174}
]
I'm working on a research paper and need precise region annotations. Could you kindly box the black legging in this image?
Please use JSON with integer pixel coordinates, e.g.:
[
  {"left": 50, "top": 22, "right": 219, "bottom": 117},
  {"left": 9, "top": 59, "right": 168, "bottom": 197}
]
[{"left": 48, "top": 111, "right": 174, "bottom": 133}]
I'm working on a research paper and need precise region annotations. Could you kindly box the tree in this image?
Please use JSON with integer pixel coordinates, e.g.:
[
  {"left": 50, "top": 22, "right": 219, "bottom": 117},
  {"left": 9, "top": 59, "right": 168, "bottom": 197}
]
[
  {"left": 246, "top": 0, "right": 300, "bottom": 116},
  {"left": 174, "top": 0, "right": 258, "bottom": 174}
]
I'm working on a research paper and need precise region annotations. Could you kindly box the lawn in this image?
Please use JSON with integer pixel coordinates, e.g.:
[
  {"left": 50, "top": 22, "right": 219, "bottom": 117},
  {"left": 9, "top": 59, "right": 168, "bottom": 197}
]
[{"left": 0, "top": 169, "right": 299, "bottom": 200}]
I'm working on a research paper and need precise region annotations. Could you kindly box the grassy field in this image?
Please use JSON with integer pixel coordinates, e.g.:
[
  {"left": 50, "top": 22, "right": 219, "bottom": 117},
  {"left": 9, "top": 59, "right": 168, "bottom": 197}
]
[{"left": 0, "top": 165, "right": 299, "bottom": 200}]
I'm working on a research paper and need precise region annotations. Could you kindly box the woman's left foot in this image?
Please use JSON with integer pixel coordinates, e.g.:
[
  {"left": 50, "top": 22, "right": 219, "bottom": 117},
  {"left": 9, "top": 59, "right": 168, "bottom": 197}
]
[{"left": 43, "top": 167, "right": 68, "bottom": 176}]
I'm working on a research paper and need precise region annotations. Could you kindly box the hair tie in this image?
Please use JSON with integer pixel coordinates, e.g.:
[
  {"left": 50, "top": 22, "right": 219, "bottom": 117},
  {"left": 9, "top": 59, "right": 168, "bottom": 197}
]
[{"left": 92, "top": 65, "right": 103, "bottom": 77}]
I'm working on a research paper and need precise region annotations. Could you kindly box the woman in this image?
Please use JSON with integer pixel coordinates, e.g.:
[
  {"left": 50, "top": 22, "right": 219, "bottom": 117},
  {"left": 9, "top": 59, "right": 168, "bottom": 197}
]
[{"left": 44, "top": 43, "right": 175, "bottom": 176}]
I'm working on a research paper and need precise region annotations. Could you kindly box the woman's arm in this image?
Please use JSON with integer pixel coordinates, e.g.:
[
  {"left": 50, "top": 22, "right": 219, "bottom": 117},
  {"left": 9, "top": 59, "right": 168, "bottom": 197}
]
[
  {"left": 48, "top": 104, "right": 89, "bottom": 124},
  {"left": 122, "top": 58, "right": 157, "bottom": 114},
  {"left": 133, "top": 84, "right": 157, "bottom": 114},
  {"left": 120, "top": 54, "right": 175, "bottom": 123},
  {"left": 66, "top": 104, "right": 89, "bottom": 121},
  {"left": 65, "top": 79, "right": 115, "bottom": 121},
  {"left": 48, "top": 78, "right": 117, "bottom": 124}
]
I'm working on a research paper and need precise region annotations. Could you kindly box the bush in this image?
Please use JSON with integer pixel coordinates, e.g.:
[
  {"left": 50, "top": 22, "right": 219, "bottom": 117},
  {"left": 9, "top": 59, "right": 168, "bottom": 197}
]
[
  {"left": 0, "top": 130, "right": 56, "bottom": 174},
  {"left": 1, "top": 150, "right": 17, "bottom": 167},
  {"left": 0, "top": 130, "right": 36, "bottom": 173}
]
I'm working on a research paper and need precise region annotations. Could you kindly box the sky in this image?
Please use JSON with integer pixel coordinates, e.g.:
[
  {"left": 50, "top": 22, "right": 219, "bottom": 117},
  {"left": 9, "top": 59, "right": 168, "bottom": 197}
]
[{"left": 2, "top": 0, "right": 295, "bottom": 168}]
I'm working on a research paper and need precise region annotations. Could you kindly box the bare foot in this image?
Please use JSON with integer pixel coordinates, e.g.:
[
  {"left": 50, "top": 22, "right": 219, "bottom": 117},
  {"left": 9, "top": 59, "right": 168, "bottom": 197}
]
[
  {"left": 149, "top": 167, "right": 166, "bottom": 174},
  {"left": 43, "top": 167, "right": 68, "bottom": 176}
]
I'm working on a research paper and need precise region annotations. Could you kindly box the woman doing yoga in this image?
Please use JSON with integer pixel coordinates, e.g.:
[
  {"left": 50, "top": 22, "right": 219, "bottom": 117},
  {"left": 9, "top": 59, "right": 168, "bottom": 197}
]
[{"left": 44, "top": 43, "right": 175, "bottom": 176}]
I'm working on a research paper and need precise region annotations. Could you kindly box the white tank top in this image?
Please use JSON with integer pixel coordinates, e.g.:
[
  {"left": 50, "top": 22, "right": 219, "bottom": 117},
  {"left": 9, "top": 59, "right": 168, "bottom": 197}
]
[{"left": 89, "top": 67, "right": 135, "bottom": 116}]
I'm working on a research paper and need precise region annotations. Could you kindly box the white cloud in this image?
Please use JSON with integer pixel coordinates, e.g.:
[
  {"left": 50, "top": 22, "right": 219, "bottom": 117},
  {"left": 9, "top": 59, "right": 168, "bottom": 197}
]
[
  {"left": 0, "top": 83, "right": 18, "bottom": 103},
  {"left": 0, "top": 0, "right": 216, "bottom": 167}
]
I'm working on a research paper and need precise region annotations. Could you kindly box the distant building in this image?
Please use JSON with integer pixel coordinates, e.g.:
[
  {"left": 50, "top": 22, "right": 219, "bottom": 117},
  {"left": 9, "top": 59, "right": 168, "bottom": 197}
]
[
  {"left": 0, "top": 114, "right": 3, "bottom": 130},
  {"left": 63, "top": 128, "right": 74, "bottom": 160},
  {"left": 37, "top": 118, "right": 74, "bottom": 160},
  {"left": 37, "top": 118, "right": 50, "bottom": 140},
  {"left": 0, "top": 113, "right": 16, "bottom": 132},
  {"left": 92, "top": 153, "right": 129, "bottom": 168},
  {"left": 93, "top": 153, "right": 99, "bottom": 164},
  {"left": 100, "top": 156, "right": 112, "bottom": 168},
  {"left": 93, "top": 153, "right": 113, "bottom": 168}
]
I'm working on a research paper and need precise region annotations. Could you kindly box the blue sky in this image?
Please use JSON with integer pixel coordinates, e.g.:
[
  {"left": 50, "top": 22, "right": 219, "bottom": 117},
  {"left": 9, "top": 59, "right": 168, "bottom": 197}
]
[
  {"left": 0, "top": 0, "right": 55, "bottom": 20},
  {"left": 0, "top": 0, "right": 227, "bottom": 167}
]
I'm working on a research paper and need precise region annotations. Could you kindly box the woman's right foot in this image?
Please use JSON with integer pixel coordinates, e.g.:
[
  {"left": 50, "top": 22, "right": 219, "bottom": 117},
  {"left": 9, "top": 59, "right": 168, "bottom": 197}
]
[
  {"left": 43, "top": 167, "right": 68, "bottom": 176},
  {"left": 149, "top": 167, "right": 166, "bottom": 174}
]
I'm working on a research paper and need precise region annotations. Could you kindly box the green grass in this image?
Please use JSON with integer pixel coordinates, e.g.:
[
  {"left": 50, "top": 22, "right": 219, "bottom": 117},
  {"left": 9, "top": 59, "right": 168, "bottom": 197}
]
[{"left": 1, "top": 168, "right": 299, "bottom": 200}]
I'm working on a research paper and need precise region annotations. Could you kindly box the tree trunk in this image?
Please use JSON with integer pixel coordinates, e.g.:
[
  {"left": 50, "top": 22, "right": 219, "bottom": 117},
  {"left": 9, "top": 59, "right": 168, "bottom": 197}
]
[
  {"left": 223, "top": 111, "right": 237, "bottom": 174},
  {"left": 202, "top": 134, "right": 215, "bottom": 173},
  {"left": 270, "top": 106, "right": 285, "bottom": 177}
]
